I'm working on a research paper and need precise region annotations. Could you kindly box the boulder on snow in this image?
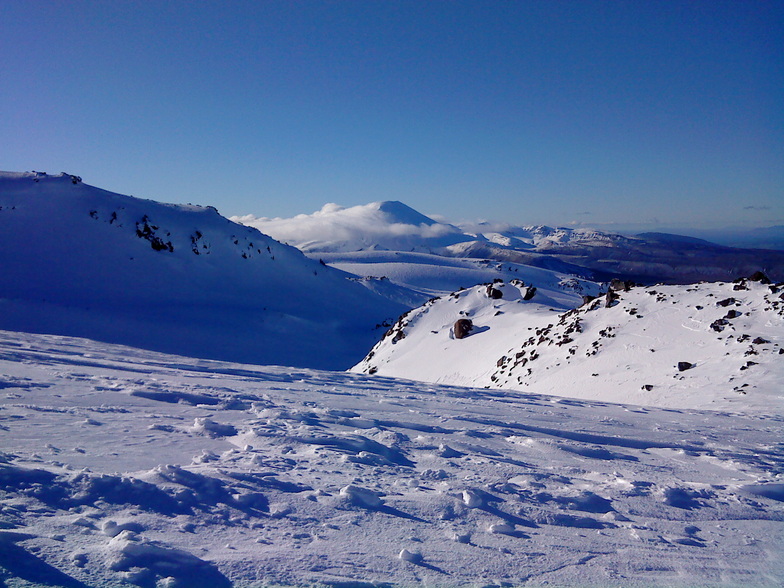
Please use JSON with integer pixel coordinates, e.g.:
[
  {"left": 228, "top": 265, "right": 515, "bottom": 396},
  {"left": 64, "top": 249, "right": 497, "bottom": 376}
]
[
  {"left": 454, "top": 319, "right": 474, "bottom": 339},
  {"left": 609, "top": 278, "right": 634, "bottom": 292},
  {"left": 677, "top": 362, "right": 695, "bottom": 372},
  {"left": 486, "top": 284, "right": 503, "bottom": 299},
  {"left": 523, "top": 286, "right": 537, "bottom": 301},
  {"left": 748, "top": 271, "right": 771, "bottom": 284}
]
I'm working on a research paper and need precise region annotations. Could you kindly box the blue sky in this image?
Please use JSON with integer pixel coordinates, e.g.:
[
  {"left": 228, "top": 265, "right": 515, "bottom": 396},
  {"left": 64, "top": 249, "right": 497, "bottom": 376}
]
[{"left": 2, "top": 1, "right": 782, "bottom": 231}]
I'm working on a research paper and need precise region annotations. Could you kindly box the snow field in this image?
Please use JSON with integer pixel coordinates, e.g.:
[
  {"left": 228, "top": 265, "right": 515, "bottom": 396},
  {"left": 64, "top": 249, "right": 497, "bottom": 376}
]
[{"left": 1, "top": 330, "right": 782, "bottom": 586}]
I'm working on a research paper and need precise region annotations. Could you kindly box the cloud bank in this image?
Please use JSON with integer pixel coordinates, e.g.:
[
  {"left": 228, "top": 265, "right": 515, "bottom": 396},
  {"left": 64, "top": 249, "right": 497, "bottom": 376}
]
[{"left": 232, "top": 202, "right": 465, "bottom": 252}]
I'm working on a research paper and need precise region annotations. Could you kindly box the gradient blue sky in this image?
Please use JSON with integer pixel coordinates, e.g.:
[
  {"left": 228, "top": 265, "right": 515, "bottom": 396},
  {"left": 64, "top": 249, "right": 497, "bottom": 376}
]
[{"left": 2, "top": 0, "right": 782, "bottom": 231}]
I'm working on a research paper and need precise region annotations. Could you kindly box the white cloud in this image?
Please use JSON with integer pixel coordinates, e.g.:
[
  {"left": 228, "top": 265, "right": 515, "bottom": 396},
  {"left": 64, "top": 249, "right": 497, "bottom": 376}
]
[{"left": 231, "top": 201, "right": 465, "bottom": 252}]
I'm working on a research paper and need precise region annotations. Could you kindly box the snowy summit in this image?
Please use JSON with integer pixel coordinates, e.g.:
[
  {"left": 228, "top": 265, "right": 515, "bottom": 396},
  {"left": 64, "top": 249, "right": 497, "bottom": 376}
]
[{"left": 234, "top": 201, "right": 467, "bottom": 253}]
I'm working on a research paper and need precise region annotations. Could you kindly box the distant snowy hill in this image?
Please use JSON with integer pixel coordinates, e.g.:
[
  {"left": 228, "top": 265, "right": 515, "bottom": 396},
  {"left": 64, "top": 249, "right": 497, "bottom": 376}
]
[
  {"left": 236, "top": 202, "right": 784, "bottom": 284},
  {"left": 318, "top": 250, "right": 602, "bottom": 304},
  {"left": 234, "top": 201, "right": 466, "bottom": 253},
  {"left": 0, "top": 172, "right": 405, "bottom": 369},
  {"left": 1, "top": 329, "right": 782, "bottom": 587},
  {"left": 353, "top": 274, "right": 784, "bottom": 412}
]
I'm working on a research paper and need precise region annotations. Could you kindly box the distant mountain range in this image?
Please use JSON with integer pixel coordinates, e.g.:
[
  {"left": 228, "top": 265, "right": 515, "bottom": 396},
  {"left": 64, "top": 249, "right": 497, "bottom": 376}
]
[
  {"left": 237, "top": 201, "right": 784, "bottom": 284},
  {"left": 666, "top": 225, "right": 784, "bottom": 251}
]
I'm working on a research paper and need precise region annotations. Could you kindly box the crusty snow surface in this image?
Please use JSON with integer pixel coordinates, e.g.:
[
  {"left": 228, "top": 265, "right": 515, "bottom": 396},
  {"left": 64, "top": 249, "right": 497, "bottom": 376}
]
[{"left": 1, "top": 330, "right": 783, "bottom": 587}]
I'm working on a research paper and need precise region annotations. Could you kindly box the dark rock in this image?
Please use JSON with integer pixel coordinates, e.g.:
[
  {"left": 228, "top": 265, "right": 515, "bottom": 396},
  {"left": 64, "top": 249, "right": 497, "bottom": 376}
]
[
  {"left": 486, "top": 285, "right": 503, "bottom": 299},
  {"left": 523, "top": 287, "right": 537, "bottom": 301},
  {"left": 609, "top": 278, "right": 634, "bottom": 292},
  {"left": 724, "top": 310, "right": 742, "bottom": 319},
  {"left": 748, "top": 271, "right": 771, "bottom": 284},
  {"left": 716, "top": 297, "right": 736, "bottom": 307},
  {"left": 752, "top": 337, "right": 770, "bottom": 345},
  {"left": 581, "top": 295, "right": 596, "bottom": 306},
  {"left": 454, "top": 319, "right": 474, "bottom": 340},
  {"left": 677, "top": 362, "right": 694, "bottom": 372},
  {"left": 641, "top": 384, "right": 654, "bottom": 391},
  {"left": 605, "top": 290, "right": 619, "bottom": 308}
]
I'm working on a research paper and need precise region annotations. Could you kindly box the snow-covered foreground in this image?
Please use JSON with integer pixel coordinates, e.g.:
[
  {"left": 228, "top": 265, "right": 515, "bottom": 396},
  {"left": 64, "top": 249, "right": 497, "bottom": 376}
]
[{"left": 1, "top": 330, "right": 782, "bottom": 587}]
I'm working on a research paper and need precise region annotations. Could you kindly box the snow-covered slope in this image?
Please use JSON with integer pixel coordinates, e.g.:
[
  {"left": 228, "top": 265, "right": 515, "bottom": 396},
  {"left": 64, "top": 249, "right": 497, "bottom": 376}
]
[
  {"left": 319, "top": 250, "right": 602, "bottom": 302},
  {"left": 234, "top": 201, "right": 466, "bottom": 253},
  {"left": 0, "top": 172, "right": 405, "bottom": 369},
  {"left": 353, "top": 275, "right": 784, "bottom": 412},
  {"left": 1, "top": 329, "right": 782, "bottom": 587}
]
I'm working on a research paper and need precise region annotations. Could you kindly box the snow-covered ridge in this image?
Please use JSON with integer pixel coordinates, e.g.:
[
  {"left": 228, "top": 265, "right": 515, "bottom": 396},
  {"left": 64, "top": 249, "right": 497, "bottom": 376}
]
[
  {"left": 471, "top": 224, "right": 643, "bottom": 250},
  {"left": 0, "top": 329, "right": 782, "bottom": 586},
  {"left": 353, "top": 274, "right": 784, "bottom": 412},
  {"left": 0, "top": 171, "right": 405, "bottom": 369}
]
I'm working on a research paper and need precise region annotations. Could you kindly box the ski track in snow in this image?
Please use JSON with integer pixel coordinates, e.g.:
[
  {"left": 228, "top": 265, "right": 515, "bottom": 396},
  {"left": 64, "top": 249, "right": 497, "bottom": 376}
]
[{"left": 1, "top": 330, "right": 782, "bottom": 587}]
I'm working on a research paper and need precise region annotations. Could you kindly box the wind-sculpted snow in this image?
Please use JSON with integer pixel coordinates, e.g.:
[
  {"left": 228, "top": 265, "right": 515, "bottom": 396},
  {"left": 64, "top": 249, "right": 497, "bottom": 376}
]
[
  {"left": 0, "top": 330, "right": 782, "bottom": 586},
  {"left": 355, "top": 276, "right": 784, "bottom": 412},
  {"left": 0, "top": 172, "right": 405, "bottom": 369}
]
